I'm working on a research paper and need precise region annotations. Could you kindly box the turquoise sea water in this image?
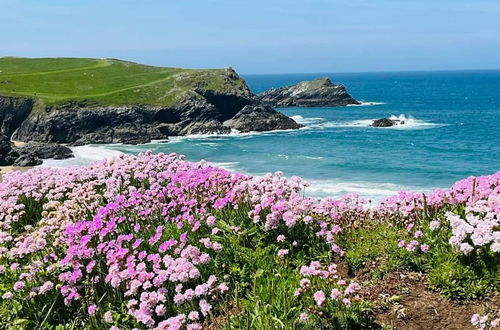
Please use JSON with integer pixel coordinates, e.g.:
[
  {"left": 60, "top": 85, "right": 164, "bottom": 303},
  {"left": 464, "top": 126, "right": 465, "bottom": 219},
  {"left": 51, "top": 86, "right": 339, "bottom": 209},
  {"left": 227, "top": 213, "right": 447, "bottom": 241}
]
[{"left": 45, "top": 70, "right": 500, "bottom": 201}]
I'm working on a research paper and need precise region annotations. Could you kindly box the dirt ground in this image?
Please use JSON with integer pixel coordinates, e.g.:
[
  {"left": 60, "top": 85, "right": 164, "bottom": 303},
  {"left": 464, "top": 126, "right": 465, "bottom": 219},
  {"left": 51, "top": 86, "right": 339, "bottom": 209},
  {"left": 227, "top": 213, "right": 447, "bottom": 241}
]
[{"left": 358, "top": 270, "right": 498, "bottom": 330}]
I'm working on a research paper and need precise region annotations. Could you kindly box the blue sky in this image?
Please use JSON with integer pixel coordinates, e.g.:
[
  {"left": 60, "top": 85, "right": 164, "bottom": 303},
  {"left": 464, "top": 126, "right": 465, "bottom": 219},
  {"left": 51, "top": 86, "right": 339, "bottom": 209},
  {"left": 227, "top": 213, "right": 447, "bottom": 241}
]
[{"left": 1, "top": 0, "right": 500, "bottom": 73}]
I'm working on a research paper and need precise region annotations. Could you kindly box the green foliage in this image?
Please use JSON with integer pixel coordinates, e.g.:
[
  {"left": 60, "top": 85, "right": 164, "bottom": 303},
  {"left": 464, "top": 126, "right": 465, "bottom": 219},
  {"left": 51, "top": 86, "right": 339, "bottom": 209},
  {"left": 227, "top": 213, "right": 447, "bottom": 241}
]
[
  {"left": 341, "top": 224, "right": 402, "bottom": 276},
  {"left": 0, "top": 57, "right": 248, "bottom": 108},
  {"left": 428, "top": 253, "right": 499, "bottom": 300},
  {"left": 201, "top": 207, "right": 376, "bottom": 329},
  {"left": 10, "top": 195, "right": 47, "bottom": 235},
  {"left": 339, "top": 211, "right": 499, "bottom": 301}
]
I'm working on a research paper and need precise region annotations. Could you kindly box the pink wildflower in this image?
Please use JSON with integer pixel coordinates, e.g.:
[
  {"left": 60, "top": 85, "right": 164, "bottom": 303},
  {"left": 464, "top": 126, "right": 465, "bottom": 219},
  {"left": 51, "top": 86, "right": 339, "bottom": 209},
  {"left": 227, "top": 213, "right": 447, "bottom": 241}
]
[
  {"left": 313, "top": 290, "right": 326, "bottom": 306},
  {"left": 104, "top": 311, "right": 113, "bottom": 323},
  {"left": 2, "top": 292, "right": 13, "bottom": 299},
  {"left": 88, "top": 304, "right": 98, "bottom": 316},
  {"left": 199, "top": 299, "right": 212, "bottom": 316},
  {"left": 277, "top": 249, "right": 289, "bottom": 256},
  {"left": 330, "top": 288, "right": 341, "bottom": 300}
]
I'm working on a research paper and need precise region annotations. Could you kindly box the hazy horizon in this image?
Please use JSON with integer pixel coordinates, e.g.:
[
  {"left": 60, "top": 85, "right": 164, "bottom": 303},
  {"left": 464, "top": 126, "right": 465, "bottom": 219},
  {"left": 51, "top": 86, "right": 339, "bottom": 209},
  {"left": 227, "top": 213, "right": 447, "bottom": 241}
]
[
  {"left": 2, "top": 0, "right": 500, "bottom": 74},
  {"left": 1, "top": 55, "right": 499, "bottom": 76}
]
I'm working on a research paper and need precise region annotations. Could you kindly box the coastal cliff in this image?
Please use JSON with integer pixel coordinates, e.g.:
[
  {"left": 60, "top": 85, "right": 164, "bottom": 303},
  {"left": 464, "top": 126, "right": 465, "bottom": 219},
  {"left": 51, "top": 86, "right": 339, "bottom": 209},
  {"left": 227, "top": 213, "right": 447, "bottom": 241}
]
[
  {"left": 258, "top": 77, "right": 359, "bottom": 107},
  {"left": 0, "top": 58, "right": 301, "bottom": 145},
  {"left": 0, "top": 96, "right": 33, "bottom": 137},
  {"left": 11, "top": 94, "right": 300, "bottom": 145}
]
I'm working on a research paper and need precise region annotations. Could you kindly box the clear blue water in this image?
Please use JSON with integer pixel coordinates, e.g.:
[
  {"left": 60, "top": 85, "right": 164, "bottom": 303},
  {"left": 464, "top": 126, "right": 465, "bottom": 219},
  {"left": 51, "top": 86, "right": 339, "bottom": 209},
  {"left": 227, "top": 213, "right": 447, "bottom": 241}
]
[{"left": 46, "top": 70, "right": 500, "bottom": 201}]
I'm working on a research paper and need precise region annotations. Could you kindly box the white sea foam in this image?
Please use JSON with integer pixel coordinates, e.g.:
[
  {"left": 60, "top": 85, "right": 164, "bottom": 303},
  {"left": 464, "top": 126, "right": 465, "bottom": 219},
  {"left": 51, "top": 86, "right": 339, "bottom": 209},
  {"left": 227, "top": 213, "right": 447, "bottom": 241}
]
[
  {"left": 315, "top": 114, "right": 446, "bottom": 130},
  {"left": 305, "top": 179, "right": 407, "bottom": 202},
  {"left": 385, "top": 114, "right": 447, "bottom": 130},
  {"left": 198, "top": 142, "right": 219, "bottom": 147},
  {"left": 210, "top": 161, "right": 240, "bottom": 171},
  {"left": 290, "top": 115, "right": 325, "bottom": 125},
  {"left": 346, "top": 101, "right": 386, "bottom": 107},
  {"left": 299, "top": 155, "right": 324, "bottom": 160},
  {"left": 276, "top": 154, "right": 290, "bottom": 160},
  {"left": 40, "top": 145, "right": 125, "bottom": 168},
  {"left": 166, "top": 127, "right": 295, "bottom": 143}
]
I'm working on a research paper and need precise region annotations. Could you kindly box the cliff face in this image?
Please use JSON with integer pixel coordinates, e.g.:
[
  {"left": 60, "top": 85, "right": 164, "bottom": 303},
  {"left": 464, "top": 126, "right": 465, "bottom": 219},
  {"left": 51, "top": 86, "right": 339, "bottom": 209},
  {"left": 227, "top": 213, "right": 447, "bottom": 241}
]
[
  {"left": 2, "top": 59, "right": 372, "bottom": 146},
  {"left": 257, "top": 77, "right": 360, "bottom": 108},
  {"left": 5, "top": 69, "right": 301, "bottom": 145},
  {"left": 0, "top": 96, "right": 33, "bottom": 137}
]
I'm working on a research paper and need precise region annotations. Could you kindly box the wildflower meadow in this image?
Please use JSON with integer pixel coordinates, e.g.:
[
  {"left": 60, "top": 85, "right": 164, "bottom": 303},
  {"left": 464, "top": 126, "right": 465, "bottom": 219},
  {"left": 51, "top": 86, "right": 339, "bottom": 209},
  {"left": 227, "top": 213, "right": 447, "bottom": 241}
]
[{"left": 0, "top": 152, "right": 498, "bottom": 329}]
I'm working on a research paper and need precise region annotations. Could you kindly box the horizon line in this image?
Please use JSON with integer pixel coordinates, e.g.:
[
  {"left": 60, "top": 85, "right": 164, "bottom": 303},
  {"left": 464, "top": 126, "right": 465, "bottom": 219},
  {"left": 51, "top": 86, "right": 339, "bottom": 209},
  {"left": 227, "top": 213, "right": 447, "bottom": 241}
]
[
  {"left": 241, "top": 67, "right": 500, "bottom": 76},
  {"left": 2, "top": 55, "right": 499, "bottom": 76}
]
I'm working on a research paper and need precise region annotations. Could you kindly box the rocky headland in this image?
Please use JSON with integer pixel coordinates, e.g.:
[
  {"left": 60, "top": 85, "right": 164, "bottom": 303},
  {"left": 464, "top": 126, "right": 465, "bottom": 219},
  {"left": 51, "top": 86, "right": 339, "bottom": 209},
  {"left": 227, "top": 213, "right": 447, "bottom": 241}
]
[
  {"left": 0, "top": 58, "right": 360, "bottom": 167},
  {"left": 2, "top": 67, "right": 301, "bottom": 146},
  {"left": 257, "top": 77, "right": 360, "bottom": 107}
]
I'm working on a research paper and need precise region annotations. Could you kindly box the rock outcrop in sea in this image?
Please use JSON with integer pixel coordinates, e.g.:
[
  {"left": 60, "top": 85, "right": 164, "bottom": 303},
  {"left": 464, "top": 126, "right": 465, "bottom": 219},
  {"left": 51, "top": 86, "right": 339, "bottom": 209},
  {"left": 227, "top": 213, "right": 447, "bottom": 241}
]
[
  {"left": 257, "top": 77, "right": 360, "bottom": 108},
  {"left": 371, "top": 118, "right": 405, "bottom": 127}
]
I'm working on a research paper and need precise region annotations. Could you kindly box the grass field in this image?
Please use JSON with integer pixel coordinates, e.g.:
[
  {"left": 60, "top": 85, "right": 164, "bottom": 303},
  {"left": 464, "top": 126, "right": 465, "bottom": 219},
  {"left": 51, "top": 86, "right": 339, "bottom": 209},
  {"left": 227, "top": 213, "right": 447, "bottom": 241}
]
[{"left": 0, "top": 57, "right": 248, "bottom": 108}]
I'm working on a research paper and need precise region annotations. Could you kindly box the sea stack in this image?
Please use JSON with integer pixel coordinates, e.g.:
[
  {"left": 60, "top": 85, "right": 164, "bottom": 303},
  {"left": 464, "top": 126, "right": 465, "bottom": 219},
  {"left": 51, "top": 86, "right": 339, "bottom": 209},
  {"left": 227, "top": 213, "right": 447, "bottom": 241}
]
[{"left": 257, "top": 77, "right": 360, "bottom": 107}]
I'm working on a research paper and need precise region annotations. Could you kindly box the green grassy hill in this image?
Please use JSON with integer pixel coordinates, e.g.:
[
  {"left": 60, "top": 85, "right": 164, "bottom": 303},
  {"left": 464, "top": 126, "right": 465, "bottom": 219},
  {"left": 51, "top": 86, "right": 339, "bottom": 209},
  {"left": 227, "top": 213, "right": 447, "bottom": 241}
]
[{"left": 0, "top": 57, "right": 249, "bottom": 108}]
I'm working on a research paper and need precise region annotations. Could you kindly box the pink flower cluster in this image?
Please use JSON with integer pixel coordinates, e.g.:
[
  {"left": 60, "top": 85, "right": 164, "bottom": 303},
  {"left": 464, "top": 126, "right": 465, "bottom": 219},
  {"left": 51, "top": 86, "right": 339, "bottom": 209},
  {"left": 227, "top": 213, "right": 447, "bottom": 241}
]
[
  {"left": 378, "top": 172, "right": 500, "bottom": 215},
  {"left": 378, "top": 172, "right": 499, "bottom": 254},
  {"left": 471, "top": 310, "right": 500, "bottom": 330},
  {"left": 0, "top": 151, "right": 498, "bottom": 328},
  {"left": 295, "top": 261, "right": 362, "bottom": 319},
  {"left": 0, "top": 152, "right": 368, "bottom": 327},
  {"left": 447, "top": 197, "right": 499, "bottom": 255},
  {"left": 397, "top": 224, "right": 430, "bottom": 253}
]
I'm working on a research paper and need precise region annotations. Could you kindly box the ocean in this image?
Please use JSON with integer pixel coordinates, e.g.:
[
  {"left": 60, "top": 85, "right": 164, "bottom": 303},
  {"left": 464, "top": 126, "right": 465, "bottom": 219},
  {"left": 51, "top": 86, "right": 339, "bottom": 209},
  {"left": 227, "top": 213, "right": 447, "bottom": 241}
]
[{"left": 43, "top": 70, "right": 500, "bottom": 201}]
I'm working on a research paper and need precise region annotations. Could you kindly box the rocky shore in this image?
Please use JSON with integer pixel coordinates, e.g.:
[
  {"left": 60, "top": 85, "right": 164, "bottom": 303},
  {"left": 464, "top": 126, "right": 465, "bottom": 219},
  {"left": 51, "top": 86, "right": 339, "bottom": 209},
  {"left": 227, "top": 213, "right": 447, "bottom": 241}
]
[
  {"left": 0, "top": 60, "right": 361, "bottom": 167},
  {"left": 5, "top": 69, "right": 302, "bottom": 146},
  {"left": 0, "top": 135, "right": 73, "bottom": 167}
]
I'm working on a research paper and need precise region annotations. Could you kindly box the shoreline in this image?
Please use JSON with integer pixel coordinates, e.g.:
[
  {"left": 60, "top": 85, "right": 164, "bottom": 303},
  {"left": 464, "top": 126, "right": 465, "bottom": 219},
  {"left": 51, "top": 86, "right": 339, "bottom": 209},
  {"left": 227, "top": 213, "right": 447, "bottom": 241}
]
[{"left": 0, "top": 141, "right": 31, "bottom": 181}]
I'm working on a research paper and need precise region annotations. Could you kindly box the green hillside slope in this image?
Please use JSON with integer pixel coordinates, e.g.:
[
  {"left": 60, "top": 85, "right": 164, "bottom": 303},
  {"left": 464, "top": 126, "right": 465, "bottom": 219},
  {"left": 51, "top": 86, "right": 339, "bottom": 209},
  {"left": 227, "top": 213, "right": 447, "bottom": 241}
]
[{"left": 0, "top": 57, "right": 249, "bottom": 107}]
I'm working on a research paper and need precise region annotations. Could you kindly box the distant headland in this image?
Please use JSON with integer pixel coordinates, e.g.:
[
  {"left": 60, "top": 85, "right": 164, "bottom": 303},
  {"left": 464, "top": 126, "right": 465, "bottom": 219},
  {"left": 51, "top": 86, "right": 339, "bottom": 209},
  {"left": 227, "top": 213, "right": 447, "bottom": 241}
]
[{"left": 0, "top": 57, "right": 359, "bottom": 166}]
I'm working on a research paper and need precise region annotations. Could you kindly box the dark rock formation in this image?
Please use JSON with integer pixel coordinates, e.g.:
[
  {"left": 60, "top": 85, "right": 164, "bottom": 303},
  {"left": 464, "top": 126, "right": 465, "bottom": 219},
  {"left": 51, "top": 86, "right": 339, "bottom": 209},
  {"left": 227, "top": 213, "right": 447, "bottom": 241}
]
[
  {"left": 257, "top": 78, "right": 360, "bottom": 108},
  {"left": 17, "top": 142, "right": 74, "bottom": 160},
  {"left": 224, "top": 104, "right": 303, "bottom": 132},
  {"left": 1, "top": 69, "right": 305, "bottom": 146},
  {"left": 14, "top": 106, "right": 166, "bottom": 145},
  {"left": 371, "top": 118, "right": 395, "bottom": 127},
  {"left": 371, "top": 118, "right": 405, "bottom": 127},
  {"left": 13, "top": 154, "right": 42, "bottom": 167},
  {"left": 0, "top": 134, "right": 19, "bottom": 166},
  {"left": 0, "top": 96, "right": 34, "bottom": 137},
  {"left": 10, "top": 89, "right": 301, "bottom": 144},
  {"left": 0, "top": 133, "right": 73, "bottom": 167}
]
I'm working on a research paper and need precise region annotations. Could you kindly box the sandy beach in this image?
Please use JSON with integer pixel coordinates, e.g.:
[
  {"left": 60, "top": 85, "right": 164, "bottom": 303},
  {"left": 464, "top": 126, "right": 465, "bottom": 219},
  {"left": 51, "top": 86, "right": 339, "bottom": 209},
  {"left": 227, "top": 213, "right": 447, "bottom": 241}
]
[{"left": 0, "top": 165, "right": 32, "bottom": 181}]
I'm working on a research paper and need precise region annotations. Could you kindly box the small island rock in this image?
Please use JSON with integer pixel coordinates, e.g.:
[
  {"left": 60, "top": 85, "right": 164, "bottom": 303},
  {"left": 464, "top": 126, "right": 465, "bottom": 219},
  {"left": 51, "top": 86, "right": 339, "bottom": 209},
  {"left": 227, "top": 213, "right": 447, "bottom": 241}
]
[
  {"left": 371, "top": 118, "right": 406, "bottom": 127},
  {"left": 257, "top": 77, "right": 360, "bottom": 108}
]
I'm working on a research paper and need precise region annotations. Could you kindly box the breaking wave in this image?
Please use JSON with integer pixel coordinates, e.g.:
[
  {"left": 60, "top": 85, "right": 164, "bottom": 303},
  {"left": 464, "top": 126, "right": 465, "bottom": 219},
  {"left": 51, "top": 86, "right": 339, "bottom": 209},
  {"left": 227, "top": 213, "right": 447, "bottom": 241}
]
[{"left": 312, "top": 114, "right": 446, "bottom": 130}]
